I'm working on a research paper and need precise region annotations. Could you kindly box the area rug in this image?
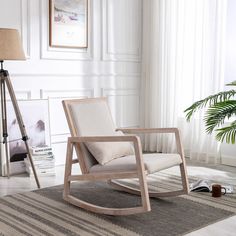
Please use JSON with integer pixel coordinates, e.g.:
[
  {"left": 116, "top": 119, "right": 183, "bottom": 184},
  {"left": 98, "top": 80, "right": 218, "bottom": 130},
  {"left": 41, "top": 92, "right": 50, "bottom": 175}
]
[
  {"left": 118, "top": 169, "right": 236, "bottom": 214},
  {"left": 0, "top": 176, "right": 235, "bottom": 236}
]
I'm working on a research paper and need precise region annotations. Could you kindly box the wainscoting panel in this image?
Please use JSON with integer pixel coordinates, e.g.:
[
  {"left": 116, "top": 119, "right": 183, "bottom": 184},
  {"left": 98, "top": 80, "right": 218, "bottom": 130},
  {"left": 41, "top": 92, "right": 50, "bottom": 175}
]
[
  {"left": 102, "top": 0, "right": 142, "bottom": 61},
  {"left": 6, "top": 90, "right": 31, "bottom": 100},
  {"left": 102, "top": 88, "right": 140, "bottom": 127},
  {"left": 40, "top": 89, "right": 94, "bottom": 99}
]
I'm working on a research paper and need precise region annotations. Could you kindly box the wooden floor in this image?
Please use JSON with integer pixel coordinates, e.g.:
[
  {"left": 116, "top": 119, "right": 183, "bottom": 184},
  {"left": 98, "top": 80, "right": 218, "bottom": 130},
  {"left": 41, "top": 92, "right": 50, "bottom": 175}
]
[
  {"left": 0, "top": 160, "right": 235, "bottom": 236},
  {"left": 0, "top": 164, "right": 80, "bottom": 196}
]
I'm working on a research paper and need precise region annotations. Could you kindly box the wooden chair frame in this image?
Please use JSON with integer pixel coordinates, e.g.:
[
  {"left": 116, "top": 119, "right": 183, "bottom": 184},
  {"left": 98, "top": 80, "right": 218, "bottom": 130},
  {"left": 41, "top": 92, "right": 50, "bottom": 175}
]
[{"left": 62, "top": 99, "right": 189, "bottom": 216}]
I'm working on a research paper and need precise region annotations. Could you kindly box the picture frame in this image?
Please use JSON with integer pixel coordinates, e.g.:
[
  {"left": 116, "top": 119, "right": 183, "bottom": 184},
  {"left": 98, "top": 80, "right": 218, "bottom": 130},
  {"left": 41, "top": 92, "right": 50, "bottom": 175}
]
[
  {"left": 49, "top": 0, "right": 88, "bottom": 48},
  {"left": 7, "top": 99, "right": 51, "bottom": 162}
]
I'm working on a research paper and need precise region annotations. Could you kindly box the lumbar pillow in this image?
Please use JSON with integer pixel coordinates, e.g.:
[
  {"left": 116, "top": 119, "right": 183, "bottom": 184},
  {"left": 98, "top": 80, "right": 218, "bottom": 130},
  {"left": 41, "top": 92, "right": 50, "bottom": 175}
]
[
  {"left": 68, "top": 100, "right": 134, "bottom": 165},
  {"left": 86, "top": 131, "right": 134, "bottom": 165}
]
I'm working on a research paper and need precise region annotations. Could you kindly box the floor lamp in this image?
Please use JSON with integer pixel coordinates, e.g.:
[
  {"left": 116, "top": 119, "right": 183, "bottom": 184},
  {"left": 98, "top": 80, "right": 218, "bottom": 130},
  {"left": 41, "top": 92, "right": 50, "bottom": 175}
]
[{"left": 0, "top": 28, "right": 40, "bottom": 188}]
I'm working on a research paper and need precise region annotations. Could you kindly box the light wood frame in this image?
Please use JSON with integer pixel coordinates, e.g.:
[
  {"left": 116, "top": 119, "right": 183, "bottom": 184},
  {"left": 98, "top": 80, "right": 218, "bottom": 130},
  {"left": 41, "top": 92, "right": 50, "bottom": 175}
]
[
  {"left": 62, "top": 98, "right": 189, "bottom": 215},
  {"left": 49, "top": 0, "right": 88, "bottom": 48}
]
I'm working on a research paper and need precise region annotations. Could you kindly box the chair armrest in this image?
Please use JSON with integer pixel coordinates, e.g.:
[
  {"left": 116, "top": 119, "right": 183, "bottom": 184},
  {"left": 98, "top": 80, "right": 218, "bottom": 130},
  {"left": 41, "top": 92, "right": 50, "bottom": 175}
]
[
  {"left": 116, "top": 127, "right": 179, "bottom": 134},
  {"left": 117, "top": 128, "right": 185, "bottom": 161},
  {"left": 68, "top": 135, "right": 139, "bottom": 143}
]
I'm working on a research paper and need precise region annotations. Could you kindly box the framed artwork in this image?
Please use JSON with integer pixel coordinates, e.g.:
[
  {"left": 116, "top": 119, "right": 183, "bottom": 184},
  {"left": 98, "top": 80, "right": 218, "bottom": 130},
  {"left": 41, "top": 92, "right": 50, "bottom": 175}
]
[
  {"left": 7, "top": 99, "right": 51, "bottom": 162},
  {"left": 49, "top": 0, "right": 88, "bottom": 48}
]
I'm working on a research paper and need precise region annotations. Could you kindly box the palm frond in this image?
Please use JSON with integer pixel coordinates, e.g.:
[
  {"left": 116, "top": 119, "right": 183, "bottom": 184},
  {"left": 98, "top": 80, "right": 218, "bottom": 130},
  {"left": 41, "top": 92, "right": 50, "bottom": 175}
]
[
  {"left": 204, "top": 100, "right": 236, "bottom": 134},
  {"left": 216, "top": 121, "right": 236, "bottom": 144},
  {"left": 184, "top": 90, "right": 236, "bottom": 121},
  {"left": 226, "top": 80, "right": 236, "bottom": 86}
]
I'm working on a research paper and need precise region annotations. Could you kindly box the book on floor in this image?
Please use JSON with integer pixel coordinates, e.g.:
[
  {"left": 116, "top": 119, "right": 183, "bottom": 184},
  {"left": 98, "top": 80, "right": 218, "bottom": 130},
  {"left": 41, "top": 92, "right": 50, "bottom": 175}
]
[{"left": 190, "top": 179, "right": 234, "bottom": 193}]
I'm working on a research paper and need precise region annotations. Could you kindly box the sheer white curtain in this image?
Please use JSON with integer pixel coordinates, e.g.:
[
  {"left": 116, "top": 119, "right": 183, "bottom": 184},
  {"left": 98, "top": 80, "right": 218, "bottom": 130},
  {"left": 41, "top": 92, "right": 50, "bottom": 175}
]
[{"left": 141, "top": 0, "right": 227, "bottom": 163}]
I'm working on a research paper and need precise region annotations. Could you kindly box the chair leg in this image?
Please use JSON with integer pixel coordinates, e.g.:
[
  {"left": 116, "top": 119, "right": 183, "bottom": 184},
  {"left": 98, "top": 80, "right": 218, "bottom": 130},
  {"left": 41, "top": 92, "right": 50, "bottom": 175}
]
[
  {"left": 133, "top": 135, "right": 151, "bottom": 212},
  {"left": 179, "top": 162, "right": 190, "bottom": 194},
  {"left": 63, "top": 140, "right": 73, "bottom": 200},
  {"left": 174, "top": 129, "right": 190, "bottom": 194}
]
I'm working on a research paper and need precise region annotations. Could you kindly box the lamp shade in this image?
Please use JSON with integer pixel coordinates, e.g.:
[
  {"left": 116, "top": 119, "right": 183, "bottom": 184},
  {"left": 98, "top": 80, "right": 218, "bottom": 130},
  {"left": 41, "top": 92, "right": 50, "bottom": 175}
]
[{"left": 0, "top": 28, "right": 26, "bottom": 60}]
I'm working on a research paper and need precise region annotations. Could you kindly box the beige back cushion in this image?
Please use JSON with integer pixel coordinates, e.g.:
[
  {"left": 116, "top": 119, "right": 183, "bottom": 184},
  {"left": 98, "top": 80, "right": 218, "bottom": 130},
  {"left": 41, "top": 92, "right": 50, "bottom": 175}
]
[{"left": 69, "top": 99, "right": 134, "bottom": 165}]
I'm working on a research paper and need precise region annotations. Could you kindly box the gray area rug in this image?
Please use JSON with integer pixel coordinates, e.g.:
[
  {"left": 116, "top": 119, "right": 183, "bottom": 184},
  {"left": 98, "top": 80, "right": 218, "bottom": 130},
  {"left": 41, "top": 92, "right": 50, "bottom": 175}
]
[{"left": 0, "top": 178, "right": 235, "bottom": 236}]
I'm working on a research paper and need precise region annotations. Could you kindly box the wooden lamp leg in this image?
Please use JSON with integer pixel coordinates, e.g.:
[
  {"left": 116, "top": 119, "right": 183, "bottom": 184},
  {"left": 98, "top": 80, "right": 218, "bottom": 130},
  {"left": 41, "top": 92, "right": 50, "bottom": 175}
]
[{"left": 4, "top": 72, "right": 40, "bottom": 188}]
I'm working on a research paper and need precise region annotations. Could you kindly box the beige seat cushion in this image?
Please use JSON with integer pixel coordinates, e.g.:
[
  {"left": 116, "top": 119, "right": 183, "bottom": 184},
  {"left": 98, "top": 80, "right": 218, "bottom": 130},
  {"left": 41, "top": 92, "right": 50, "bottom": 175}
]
[
  {"left": 69, "top": 99, "right": 134, "bottom": 165},
  {"left": 89, "top": 153, "right": 182, "bottom": 174}
]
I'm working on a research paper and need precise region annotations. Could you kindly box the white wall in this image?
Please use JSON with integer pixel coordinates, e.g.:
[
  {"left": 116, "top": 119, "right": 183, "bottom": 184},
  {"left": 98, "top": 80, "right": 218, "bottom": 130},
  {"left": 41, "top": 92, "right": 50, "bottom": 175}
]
[{"left": 0, "top": 0, "right": 142, "bottom": 166}]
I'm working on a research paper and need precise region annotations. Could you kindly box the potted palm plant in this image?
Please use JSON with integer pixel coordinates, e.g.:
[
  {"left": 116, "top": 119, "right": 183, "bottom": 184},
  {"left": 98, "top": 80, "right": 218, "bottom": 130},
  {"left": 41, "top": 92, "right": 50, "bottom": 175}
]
[{"left": 184, "top": 81, "right": 236, "bottom": 144}]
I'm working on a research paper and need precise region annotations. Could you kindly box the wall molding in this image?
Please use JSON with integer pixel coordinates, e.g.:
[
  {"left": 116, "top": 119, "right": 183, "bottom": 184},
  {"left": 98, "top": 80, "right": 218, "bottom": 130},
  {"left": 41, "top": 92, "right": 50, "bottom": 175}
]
[
  {"left": 102, "top": 88, "right": 140, "bottom": 127},
  {"left": 40, "top": 88, "right": 94, "bottom": 99},
  {"left": 20, "top": 0, "right": 30, "bottom": 58},
  {"left": 102, "top": 88, "right": 139, "bottom": 96},
  {"left": 51, "top": 133, "right": 69, "bottom": 144},
  {"left": 11, "top": 73, "right": 141, "bottom": 78},
  {"left": 6, "top": 90, "right": 31, "bottom": 100}
]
